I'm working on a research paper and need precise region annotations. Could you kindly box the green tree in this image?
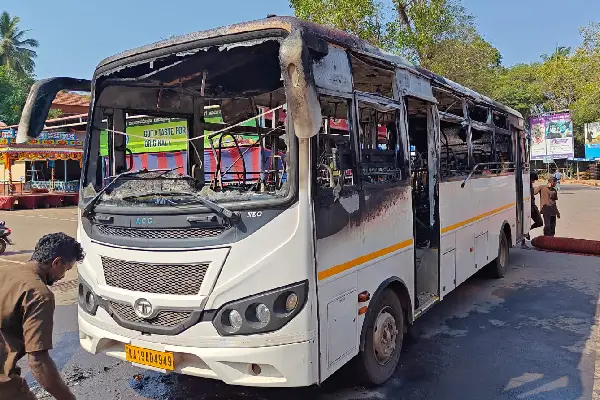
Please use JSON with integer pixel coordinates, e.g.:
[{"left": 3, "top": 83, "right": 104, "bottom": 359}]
[
  {"left": 569, "top": 23, "right": 600, "bottom": 125},
  {"left": 289, "top": 0, "right": 383, "bottom": 45},
  {"left": 494, "top": 23, "right": 600, "bottom": 157},
  {"left": 492, "top": 63, "right": 545, "bottom": 119},
  {"left": 0, "top": 65, "right": 33, "bottom": 125},
  {"left": 425, "top": 29, "right": 501, "bottom": 95},
  {"left": 47, "top": 108, "right": 63, "bottom": 120},
  {"left": 289, "top": 0, "right": 501, "bottom": 96},
  {"left": 385, "top": 0, "right": 474, "bottom": 63},
  {"left": 0, "top": 11, "right": 39, "bottom": 77}
]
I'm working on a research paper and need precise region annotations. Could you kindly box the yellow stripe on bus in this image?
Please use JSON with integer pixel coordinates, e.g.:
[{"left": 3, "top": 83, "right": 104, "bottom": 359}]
[
  {"left": 440, "top": 202, "right": 516, "bottom": 234},
  {"left": 318, "top": 199, "right": 525, "bottom": 280},
  {"left": 318, "top": 239, "right": 414, "bottom": 281}
]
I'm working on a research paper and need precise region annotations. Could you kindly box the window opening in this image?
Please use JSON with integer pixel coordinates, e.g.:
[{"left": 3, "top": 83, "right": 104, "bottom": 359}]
[
  {"left": 349, "top": 53, "right": 395, "bottom": 98},
  {"left": 468, "top": 104, "right": 488, "bottom": 124},
  {"left": 471, "top": 128, "right": 494, "bottom": 175},
  {"left": 440, "top": 122, "right": 469, "bottom": 179},
  {"left": 434, "top": 88, "right": 464, "bottom": 117},
  {"left": 315, "top": 95, "right": 356, "bottom": 197},
  {"left": 494, "top": 131, "right": 514, "bottom": 174},
  {"left": 356, "top": 101, "right": 403, "bottom": 186},
  {"left": 84, "top": 38, "right": 294, "bottom": 212},
  {"left": 493, "top": 111, "right": 508, "bottom": 129}
]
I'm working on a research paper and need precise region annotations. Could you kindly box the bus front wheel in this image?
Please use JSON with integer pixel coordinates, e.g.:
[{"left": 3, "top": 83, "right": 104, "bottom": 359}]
[{"left": 355, "top": 288, "right": 404, "bottom": 385}]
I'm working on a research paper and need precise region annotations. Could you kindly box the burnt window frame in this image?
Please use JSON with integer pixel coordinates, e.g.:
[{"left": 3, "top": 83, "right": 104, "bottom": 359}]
[
  {"left": 470, "top": 126, "right": 495, "bottom": 167},
  {"left": 348, "top": 52, "right": 396, "bottom": 99},
  {"left": 312, "top": 91, "right": 361, "bottom": 202},
  {"left": 83, "top": 88, "right": 298, "bottom": 216},
  {"left": 353, "top": 91, "right": 409, "bottom": 189},
  {"left": 433, "top": 89, "right": 469, "bottom": 181}
]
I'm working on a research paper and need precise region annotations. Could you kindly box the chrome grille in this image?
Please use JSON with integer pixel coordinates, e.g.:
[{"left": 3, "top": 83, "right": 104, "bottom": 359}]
[
  {"left": 96, "top": 225, "right": 224, "bottom": 240},
  {"left": 101, "top": 257, "right": 209, "bottom": 295},
  {"left": 109, "top": 302, "right": 191, "bottom": 327}
]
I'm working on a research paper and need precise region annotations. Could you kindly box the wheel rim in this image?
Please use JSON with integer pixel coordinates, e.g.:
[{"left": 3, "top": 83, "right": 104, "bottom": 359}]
[{"left": 372, "top": 306, "right": 398, "bottom": 366}]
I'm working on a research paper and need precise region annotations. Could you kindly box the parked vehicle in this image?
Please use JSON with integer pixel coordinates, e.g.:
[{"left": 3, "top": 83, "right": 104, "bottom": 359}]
[
  {"left": 0, "top": 220, "right": 13, "bottom": 255},
  {"left": 18, "top": 16, "right": 529, "bottom": 388}
]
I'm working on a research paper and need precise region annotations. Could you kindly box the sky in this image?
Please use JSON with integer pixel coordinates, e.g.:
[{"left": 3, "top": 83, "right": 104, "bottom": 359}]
[{"left": 3, "top": 0, "right": 599, "bottom": 79}]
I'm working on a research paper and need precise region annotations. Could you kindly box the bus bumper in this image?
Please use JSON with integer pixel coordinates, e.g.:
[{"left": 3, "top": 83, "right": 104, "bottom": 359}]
[{"left": 78, "top": 310, "right": 317, "bottom": 388}]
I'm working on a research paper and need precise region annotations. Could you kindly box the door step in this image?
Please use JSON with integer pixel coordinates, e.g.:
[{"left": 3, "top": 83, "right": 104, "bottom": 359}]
[{"left": 414, "top": 293, "right": 440, "bottom": 319}]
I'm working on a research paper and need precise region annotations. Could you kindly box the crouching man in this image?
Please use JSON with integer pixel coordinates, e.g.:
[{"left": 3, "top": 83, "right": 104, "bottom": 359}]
[{"left": 0, "top": 233, "right": 84, "bottom": 400}]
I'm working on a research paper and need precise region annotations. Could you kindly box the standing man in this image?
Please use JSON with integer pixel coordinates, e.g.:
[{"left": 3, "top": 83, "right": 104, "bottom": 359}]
[
  {"left": 0, "top": 233, "right": 84, "bottom": 400},
  {"left": 530, "top": 171, "right": 544, "bottom": 232},
  {"left": 524, "top": 171, "right": 544, "bottom": 247},
  {"left": 554, "top": 169, "right": 563, "bottom": 191},
  {"left": 534, "top": 177, "right": 560, "bottom": 236}
]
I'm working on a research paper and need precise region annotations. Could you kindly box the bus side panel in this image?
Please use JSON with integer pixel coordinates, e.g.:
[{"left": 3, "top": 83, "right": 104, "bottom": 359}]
[
  {"left": 455, "top": 225, "right": 475, "bottom": 287},
  {"left": 440, "top": 175, "right": 517, "bottom": 289},
  {"left": 484, "top": 174, "right": 518, "bottom": 252},
  {"left": 440, "top": 230, "right": 457, "bottom": 298},
  {"left": 472, "top": 173, "right": 517, "bottom": 258},
  {"left": 314, "top": 186, "right": 414, "bottom": 382},
  {"left": 439, "top": 180, "right": 472, "bottom": 288}
]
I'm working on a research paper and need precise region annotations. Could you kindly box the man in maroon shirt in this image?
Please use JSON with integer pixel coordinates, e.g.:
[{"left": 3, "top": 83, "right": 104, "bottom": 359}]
[
  {"left": 534, "top": 177, "right": 560, "bottom": 236},
  {"left": 530, "top": 171, "right": 544, "bottom": 231},
  {"left": 0, "top": 233, "right": 83, "bottom": 400}
]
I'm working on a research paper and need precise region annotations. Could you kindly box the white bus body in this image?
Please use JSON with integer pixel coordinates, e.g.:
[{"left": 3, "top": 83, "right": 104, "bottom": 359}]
[{"left": 18, "top": 17, "right": 529, "bottom": 388}]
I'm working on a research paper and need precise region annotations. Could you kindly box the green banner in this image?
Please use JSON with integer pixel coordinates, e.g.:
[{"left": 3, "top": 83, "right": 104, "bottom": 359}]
[{"left": 100, "top": 107, "right": 260, "bottom": 156}]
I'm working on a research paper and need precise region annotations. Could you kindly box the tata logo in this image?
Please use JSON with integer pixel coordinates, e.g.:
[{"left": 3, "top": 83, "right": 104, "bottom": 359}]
[
  {"left": 135, "top": 217, "right": 153, "bottom": 225},
  {"left": 133, "top": 298, "right": 153, "bottom": 319}
]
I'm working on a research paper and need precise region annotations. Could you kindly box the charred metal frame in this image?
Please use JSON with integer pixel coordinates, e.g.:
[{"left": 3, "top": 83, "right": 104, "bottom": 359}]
[{"left": 81, "top": 29, "right": 317, "bottom": 215}]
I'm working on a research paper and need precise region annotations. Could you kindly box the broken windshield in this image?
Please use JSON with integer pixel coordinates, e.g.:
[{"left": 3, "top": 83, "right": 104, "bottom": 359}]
[{"left": 81, "top": 36, "right": 295, "bottom": 211}]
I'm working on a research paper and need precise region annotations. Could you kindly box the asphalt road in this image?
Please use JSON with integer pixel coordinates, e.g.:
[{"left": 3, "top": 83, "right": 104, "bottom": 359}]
[{"left": 1, "top": 184, "right": 600, "bottom": 400}]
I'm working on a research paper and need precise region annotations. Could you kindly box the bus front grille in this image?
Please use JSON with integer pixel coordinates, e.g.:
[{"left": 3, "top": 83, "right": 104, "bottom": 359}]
[
  {"left": 96, "top": 225, "right": 225, "bottom": 240},
  {"left": 101, "top": 257, "right": 209, "bottom": 295},
  {"left": 109, "top": 302, "right": 192, "bottom": 328}
]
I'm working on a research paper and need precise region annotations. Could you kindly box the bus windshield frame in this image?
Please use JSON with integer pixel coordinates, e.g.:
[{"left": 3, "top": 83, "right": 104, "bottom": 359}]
[{"left": 79, "top": 35, "right": 299, "bottom": 216}]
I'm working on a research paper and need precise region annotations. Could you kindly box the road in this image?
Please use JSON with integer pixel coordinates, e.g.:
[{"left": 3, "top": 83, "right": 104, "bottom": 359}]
[{"left": 1, "top": 184, "right": 599, "bottom": 400}]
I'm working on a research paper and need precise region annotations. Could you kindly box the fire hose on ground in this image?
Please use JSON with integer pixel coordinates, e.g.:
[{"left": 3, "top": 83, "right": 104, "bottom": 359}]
[{"left": 531, "top": 236, "right": 600, "bottom": 256}]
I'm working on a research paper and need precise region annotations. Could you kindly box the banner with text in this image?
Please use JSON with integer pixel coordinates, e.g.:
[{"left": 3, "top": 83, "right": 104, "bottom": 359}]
[
  {"left": 529, "top": 112, "right": 574, "bottom": 160},
  {"left": 584, "top": 122, "right": 600, "bottom": 160},
  {"left": 99, "top": 107, "right": 262, "bottom": 156}
]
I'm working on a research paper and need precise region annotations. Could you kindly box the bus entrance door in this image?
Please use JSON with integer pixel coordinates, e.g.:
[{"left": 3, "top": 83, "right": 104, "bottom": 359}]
[{"left": 408, "top": 99, "right": 441, "bottom": 315}]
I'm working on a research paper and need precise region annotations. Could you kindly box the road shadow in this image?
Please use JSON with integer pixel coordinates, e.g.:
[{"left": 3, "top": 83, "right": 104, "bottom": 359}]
[{"left": 389, "top": 280, "right": 596, "bottom": 399}]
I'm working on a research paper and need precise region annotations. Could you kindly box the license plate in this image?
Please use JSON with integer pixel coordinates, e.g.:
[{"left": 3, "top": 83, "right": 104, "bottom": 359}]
[{"left": 125, "top": 344, "right": 174, "bottom": 371}]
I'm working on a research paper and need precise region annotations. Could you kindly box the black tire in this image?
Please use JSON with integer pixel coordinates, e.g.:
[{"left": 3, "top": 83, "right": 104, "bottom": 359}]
[
  {"left": 0, "top": 239, "right": 6, "bottom": 255},
  {"left": 490, "top": 230, "right": 509, "bottom": 279},
  {"left": 354, "top": 288, "right": 404, "bottom": 386}
]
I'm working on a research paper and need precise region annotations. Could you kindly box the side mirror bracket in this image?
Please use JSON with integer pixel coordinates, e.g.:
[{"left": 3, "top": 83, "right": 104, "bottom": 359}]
[{"left": 17, "top": 77, "right": 91, "bottom": 143}]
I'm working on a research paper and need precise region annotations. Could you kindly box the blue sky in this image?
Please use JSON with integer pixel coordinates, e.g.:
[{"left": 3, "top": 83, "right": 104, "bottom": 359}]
[{"left": 3, "top": 0, "right": 599, "bottom": 79}]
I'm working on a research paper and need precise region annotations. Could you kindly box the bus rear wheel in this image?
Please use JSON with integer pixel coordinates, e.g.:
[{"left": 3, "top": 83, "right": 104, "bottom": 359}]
[
  {"left": 354, "top": 288, "right": 404, "bottom": 385},
  {"left": 489, "top": 229, "right": 509, "bottom": 279}
]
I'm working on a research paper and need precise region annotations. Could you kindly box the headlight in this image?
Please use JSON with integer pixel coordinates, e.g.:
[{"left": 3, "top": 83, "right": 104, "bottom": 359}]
[
  {"left": 78, "top": 276, "right": 99, "bottom": 316},
  {"left": 226, "top": 310, "right": 244, "bottom": 334},
  {"left": 212, "top": 281, "right": 308, "bottom": 336},
  {"left": 254, "top": 304, "right": 271, "bottom": 324}
]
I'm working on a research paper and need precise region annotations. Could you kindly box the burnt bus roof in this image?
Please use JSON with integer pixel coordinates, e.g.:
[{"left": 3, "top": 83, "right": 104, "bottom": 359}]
[{"left": 96, "top": 16, "right": 522, "bottom": 120}]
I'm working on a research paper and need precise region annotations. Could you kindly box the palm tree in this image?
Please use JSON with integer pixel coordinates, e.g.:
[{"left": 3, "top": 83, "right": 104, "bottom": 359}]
[{"left": 0, "top": 11, "right": 39, "bottom": 76}]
